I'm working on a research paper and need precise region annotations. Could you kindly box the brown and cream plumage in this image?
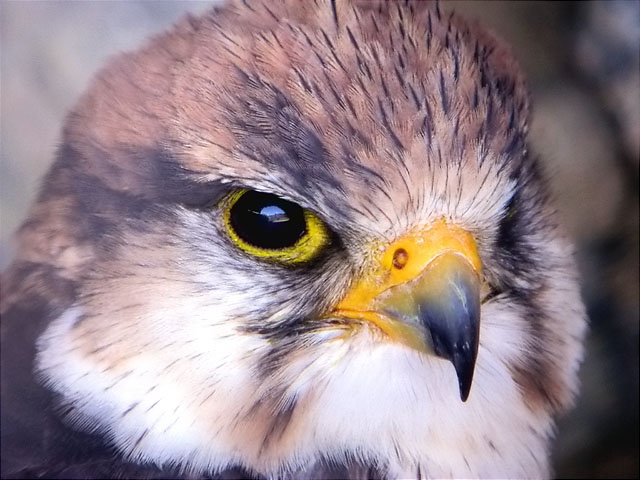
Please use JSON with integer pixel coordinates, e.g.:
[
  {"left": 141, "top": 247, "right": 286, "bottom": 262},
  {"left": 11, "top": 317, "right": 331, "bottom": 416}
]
[{"left": 1, "top": 1, "right": 586, "bottom": 478}]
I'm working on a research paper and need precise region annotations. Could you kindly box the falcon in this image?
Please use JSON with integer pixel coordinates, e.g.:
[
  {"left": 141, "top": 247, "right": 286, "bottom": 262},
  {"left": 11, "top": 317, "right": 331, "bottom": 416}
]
[{"left": 1, "top": 1, "right": 587, "bottom": 478}]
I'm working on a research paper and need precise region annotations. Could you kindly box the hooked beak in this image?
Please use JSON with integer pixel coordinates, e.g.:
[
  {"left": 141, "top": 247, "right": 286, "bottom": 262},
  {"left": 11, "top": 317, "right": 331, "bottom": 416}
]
[{"left": 330, "top": 220, "right": 482, "bottom": 401}]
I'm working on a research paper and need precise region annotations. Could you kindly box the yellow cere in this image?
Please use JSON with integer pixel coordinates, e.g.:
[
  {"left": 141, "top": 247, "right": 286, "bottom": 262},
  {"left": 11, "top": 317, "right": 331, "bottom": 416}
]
[
  {"left": 221, "top": 190, "right": 330, "bottom": 264},
  {"left": 333, "top": 219, "right": 483, "bottom": 313}
]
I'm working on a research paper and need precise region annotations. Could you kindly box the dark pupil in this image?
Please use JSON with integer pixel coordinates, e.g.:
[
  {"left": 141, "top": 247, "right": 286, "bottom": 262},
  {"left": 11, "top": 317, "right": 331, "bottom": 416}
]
[{"left": 229, "top": 191, "right": 307, "bottom": 249}]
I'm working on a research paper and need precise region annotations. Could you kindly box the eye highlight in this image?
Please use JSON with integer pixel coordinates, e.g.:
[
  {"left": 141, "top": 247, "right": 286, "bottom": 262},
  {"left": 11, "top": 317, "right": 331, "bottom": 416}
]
[{"left": 222, "top": 190, "right": 330, "bottom": 263}]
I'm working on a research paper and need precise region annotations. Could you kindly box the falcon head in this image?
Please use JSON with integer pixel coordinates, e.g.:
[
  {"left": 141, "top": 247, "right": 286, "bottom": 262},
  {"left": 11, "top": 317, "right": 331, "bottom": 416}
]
[{"left": 6, "top": 0, "right": 586, "bottom": 478}]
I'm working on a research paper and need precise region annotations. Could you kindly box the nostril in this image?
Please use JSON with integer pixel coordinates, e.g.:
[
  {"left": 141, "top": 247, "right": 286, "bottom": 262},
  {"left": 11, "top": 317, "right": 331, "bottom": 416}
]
[{"left": 392, "top": 248, "right": 409, "bottom": 269}]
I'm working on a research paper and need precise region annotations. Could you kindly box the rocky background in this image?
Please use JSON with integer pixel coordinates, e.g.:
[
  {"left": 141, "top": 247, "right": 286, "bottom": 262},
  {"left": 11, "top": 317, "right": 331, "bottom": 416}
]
[{"left": 1, "top": 1, "right": 638, "bottom": 478}]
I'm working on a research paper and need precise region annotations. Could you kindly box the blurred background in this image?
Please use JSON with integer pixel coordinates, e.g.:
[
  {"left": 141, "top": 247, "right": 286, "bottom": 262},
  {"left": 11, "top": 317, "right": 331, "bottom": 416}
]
[{"left": 1, "top": 1, "right": 638, "bottom": 478}]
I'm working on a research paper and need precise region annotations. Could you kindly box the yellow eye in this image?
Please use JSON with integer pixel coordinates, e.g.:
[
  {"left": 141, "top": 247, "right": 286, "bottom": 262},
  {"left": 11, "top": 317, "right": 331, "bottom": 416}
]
[{"left": 221, "top": 189, "right": 330, "bottom": 264}]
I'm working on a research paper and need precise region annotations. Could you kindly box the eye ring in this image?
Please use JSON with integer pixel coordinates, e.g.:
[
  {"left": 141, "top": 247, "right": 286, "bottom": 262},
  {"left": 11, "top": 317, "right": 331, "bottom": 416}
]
[{"left": 221, "top": 189, "right": 330, "bottom": 264}]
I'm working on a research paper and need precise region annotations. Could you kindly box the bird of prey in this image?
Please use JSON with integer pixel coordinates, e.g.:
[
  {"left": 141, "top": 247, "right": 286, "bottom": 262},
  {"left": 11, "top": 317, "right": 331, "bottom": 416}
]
[{"left": 1, "top": 1, "right": 587, "bottom": 478}]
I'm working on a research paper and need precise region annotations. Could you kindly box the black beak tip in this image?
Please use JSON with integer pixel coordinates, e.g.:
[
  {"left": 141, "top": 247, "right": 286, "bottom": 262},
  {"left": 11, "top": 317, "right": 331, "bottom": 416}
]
[
  {"left": 453, "top": 351, "right": 476, "bottom": 402},
  {"left": 428, "top": 323, "right": 479, "bottom": 402},
  {"left": 458, "top": 371, "right": 473, "bottom": 402}
]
